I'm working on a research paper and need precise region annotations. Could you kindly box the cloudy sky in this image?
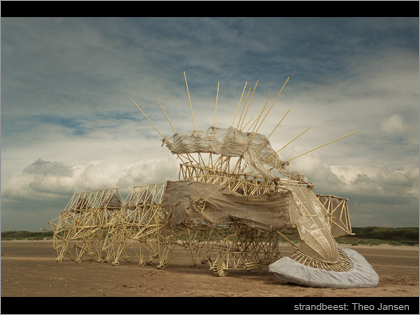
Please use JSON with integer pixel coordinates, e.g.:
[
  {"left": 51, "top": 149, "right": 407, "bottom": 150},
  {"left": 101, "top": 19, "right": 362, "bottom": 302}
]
[{"left": 1, "top": 16, "right": 419, "bottom": 231}]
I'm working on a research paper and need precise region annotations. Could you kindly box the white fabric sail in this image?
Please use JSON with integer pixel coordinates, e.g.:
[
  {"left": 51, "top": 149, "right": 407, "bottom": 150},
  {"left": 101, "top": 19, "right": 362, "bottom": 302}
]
[{"left": 162, "top": 126, "right": 290, "bottom": 180}]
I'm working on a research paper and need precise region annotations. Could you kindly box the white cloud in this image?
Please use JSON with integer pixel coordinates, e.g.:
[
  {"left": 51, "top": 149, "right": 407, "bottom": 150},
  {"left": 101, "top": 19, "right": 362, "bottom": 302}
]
[
  {"left": 330, "top": 164, "right": 419, "bottom": 199},
  {"left": 1, "top": 17, "right": 418, "bottom": 230},
  {"left": 380, "top": 114, "right": 407, "bottom": 134},
  {"left": 23, "top": 158, "right": 74, "bottom": 177},
  {"left": 1, "top": 157, "right": 179, "bottom": 204}
]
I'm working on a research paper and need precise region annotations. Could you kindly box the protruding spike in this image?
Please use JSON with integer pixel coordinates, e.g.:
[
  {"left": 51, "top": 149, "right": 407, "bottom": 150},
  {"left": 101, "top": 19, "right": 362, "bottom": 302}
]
[{"left": 132, "top": 101, "right": 164, "bottom": 138}]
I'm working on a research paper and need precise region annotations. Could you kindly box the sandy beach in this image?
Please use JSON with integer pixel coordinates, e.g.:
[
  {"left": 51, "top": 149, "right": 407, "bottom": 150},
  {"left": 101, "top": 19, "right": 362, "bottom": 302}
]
[{"left": 1, "top": 240, "right": 418, "bottom": 299}]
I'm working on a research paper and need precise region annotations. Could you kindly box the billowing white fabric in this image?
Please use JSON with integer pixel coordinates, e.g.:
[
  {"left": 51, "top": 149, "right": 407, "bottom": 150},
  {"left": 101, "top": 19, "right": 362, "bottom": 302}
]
[
  {"left": 161, "top": 126, "right": 288, "bottom": 180},
  {"left": 269, "top": 247, "right": 379, "bottom": 288},
  {"left": 162, "top": 181, "right": 341, "bottom": 263},
  {"left": 162, "top": 180, "right": 292, "bottom": 231}
]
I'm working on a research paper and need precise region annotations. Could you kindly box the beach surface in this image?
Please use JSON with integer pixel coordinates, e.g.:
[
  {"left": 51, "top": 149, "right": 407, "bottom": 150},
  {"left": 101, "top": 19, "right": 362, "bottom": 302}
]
[{"left": 1, "top": 241, "right": 418, "bottom": 297}]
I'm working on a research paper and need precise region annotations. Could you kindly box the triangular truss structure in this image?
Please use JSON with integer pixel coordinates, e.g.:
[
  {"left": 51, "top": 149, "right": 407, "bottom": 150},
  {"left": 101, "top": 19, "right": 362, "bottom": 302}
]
[{"left": 48, "top": 74, "right": 361, "bottom": 279}]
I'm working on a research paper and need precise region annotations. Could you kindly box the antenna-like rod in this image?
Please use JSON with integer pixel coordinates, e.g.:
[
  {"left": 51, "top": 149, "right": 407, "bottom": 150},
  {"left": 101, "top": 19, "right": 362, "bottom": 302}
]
[
  {"left": 232, "top": 82, "right": 248, "bottom": 126},
  {"left": 157, "top": 102, "right": 177, "bottom": 133},
  {"left": 213, "top": 81, "right": 220, "bottom": 128},
  {"left": 254, "top": 77, "right": 290, "bottom": 135},
  {"left": 183, "top": 71, "right": 196, "bottom": 131},
  {"left": 255, "top": 109, "right": 290, "bottom": 153},
  {"left": 240, "top": 79, "right": 259, "bottom": 130},
  {"left": 263, "top": 127, "right": 311, "bottom": 163},
  {"left": 248, "top": 94, "right": 271, "bottom": 134},
  {"left": 246, "top": 116, "right": 260, "bottom": 132},
  {"left": 242, "top": 116, "right": 254, "bottom": 130},
  {"left": 237, "top": 87, "right": 251, "bottom": 129},
  {"left": 287, "top": 131, "right": 357, "bottom": 162},
  {"left": 211, "top": 81, "right": 220, "bottom": 146},
  {"left": 132, "top": 100, "right": 164, "bottom": 138}
]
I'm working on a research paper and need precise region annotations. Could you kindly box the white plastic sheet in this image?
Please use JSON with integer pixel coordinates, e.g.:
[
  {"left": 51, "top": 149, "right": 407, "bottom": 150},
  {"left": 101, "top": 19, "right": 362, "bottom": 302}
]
[{"left": 269, "top": 247, "right": 379, "bottom": 288}]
